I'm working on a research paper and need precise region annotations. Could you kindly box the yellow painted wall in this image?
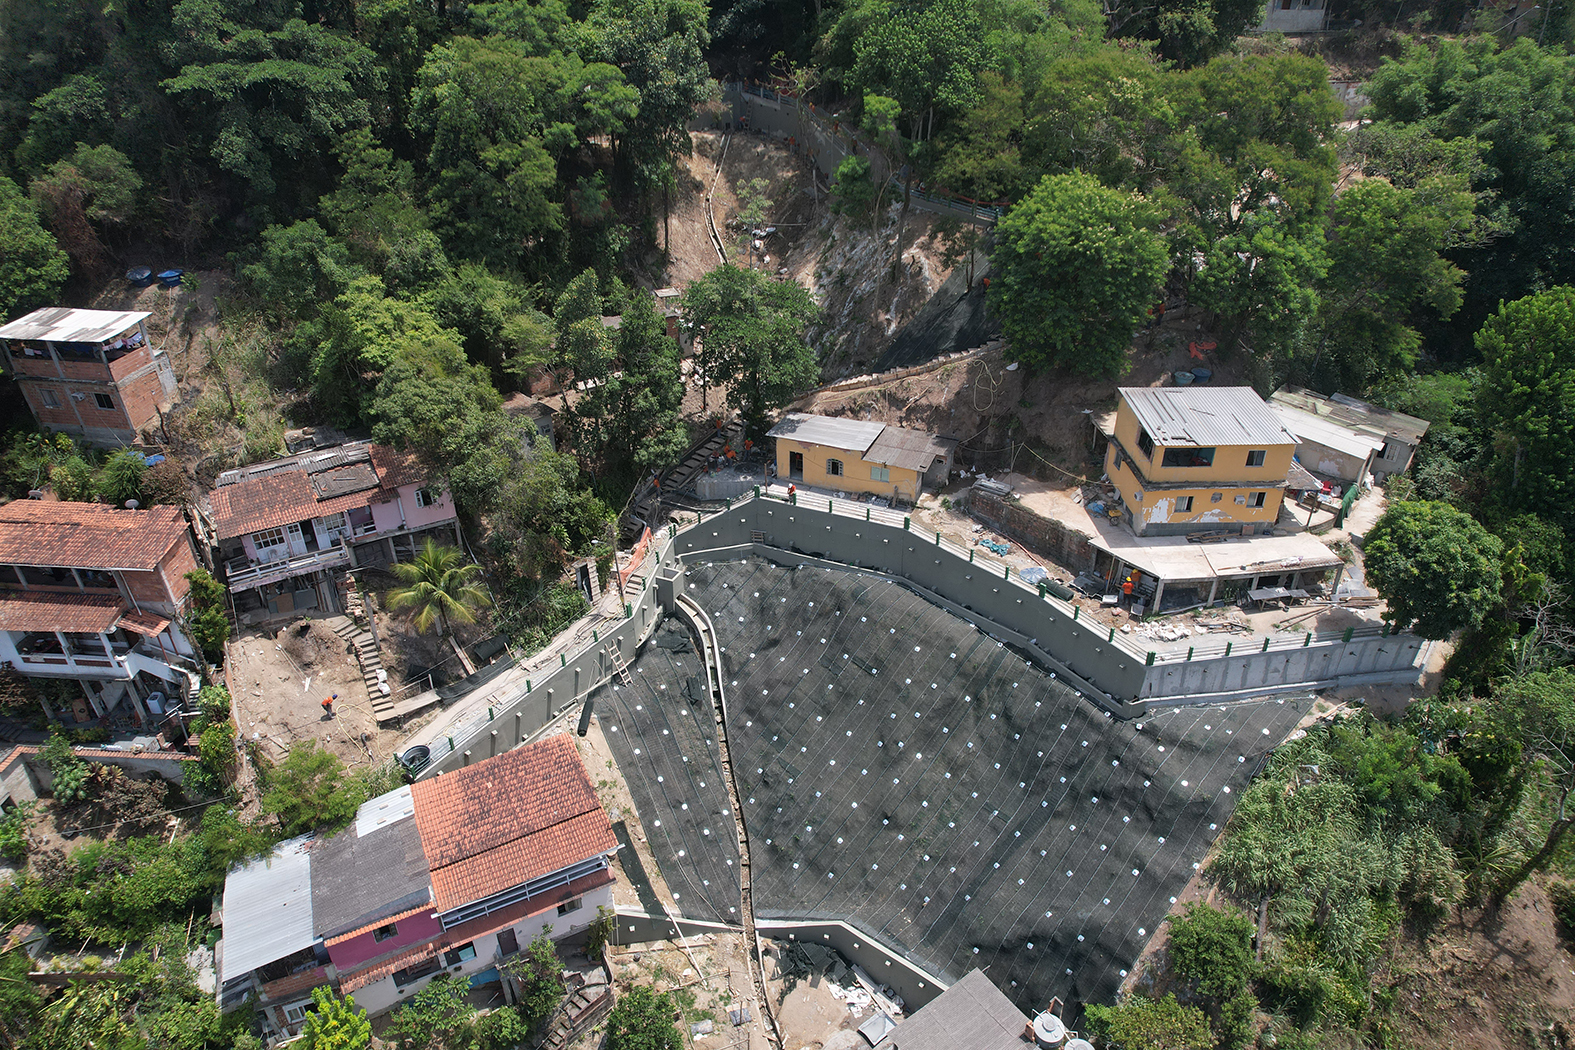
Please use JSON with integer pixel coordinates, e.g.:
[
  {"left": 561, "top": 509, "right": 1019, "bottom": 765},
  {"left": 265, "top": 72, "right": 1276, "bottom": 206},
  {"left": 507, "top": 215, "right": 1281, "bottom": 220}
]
[
  {"left": 1112, "top": 401, "right": 1294, "bottom": 485},
  {"left": 1107, "top": 445, "right": 1284, "bottom": 533},
  {"left": 775, "top": 438, "right": 922, "bottom": 500}
]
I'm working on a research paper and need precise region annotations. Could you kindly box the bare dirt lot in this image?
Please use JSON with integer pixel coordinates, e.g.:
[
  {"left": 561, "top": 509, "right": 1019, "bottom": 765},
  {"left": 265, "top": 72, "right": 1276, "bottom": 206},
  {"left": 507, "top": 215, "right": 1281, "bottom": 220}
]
[{"left": 226, "top": 619, "right": 406, "bottom": 773}]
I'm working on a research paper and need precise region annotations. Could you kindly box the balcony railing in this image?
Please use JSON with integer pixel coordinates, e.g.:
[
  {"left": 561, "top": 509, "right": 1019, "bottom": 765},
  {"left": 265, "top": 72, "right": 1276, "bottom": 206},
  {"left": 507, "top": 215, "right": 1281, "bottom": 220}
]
[{"left": 226, "top": 544, "right": 353, "bottom": 591}]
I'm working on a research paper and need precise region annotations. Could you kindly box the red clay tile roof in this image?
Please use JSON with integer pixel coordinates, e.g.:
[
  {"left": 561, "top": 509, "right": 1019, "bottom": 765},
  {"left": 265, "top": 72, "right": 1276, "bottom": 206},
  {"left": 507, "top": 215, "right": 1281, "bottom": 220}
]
[
  {"left": 209, "top": 444, "right": 435, "bottom": 540},
  {"left": 427, "top": 811, "right": 617, "bottom": 913},
  {"left": 0, "top": 502, "right": 189, "bottom": 570},
  {"left": 119, "top": 610, "right": 172, "bottom": 636},
  {"left": 0, "top": 591, "right": 124, "bottom": 633},
  {"left": 409, "top": 734, "right": 616, "bottom": 913},
  {"left": 208, "top": 472, "right": 385, "bottom": 541},
  {"left": 369, "top": 445, "right": 427, "bottom": 491},
  {"left": 339, "top": 942, "right": 438, "bottom": 993}
]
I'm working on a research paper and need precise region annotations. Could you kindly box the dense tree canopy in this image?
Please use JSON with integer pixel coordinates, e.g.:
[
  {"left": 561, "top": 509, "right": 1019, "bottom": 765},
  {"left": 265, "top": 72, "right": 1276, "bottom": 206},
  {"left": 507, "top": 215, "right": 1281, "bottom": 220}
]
[
  {"left": 988, "top": 172, "right": 1168, "bottom": 377},
  {"left": 1363, "top": 500, "right": 1504, "bottom": 639}
]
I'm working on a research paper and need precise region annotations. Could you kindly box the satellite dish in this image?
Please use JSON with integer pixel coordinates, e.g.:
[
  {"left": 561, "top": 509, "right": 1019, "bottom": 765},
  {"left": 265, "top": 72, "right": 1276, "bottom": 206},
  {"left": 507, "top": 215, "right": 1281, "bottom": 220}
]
[{"left": 125, "top": 499, "right": 140, "bottom": 510}]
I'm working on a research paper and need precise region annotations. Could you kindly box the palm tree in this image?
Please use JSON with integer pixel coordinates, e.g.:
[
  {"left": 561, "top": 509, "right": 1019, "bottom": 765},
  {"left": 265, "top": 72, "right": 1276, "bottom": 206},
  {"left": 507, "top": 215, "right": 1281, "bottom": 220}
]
[{"left": 386, "top": 539, "right": 488, "bottom": 675}]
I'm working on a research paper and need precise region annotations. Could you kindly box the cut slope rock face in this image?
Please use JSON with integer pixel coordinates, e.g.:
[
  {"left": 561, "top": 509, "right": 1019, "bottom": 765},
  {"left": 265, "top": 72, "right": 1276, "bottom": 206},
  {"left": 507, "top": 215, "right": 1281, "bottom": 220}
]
[{"left": 664, "top": 130, "right": 975, "bottom": 382}]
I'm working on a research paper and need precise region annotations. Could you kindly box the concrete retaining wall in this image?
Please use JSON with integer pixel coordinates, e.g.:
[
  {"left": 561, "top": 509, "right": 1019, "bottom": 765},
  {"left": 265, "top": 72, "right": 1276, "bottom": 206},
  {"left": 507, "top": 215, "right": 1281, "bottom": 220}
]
[
  {"left": 420, "top": 490, "right": 1423, "bottom": 779},
  {"left": 417, "top": 543, "right": 680, "bottom": 779},
  {"left": 966, "top": 491, "right": 1099, "bottom": 572},
  {"left": 667, "top": 493, "right": 1424, "bottom": 708}
]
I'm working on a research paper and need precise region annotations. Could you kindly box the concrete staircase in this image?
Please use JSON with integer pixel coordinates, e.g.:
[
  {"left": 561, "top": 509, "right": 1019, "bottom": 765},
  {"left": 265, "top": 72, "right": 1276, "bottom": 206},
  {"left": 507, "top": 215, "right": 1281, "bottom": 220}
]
[
  {"left": 539, "top": 970, "right": 613, "bottom": 1050},
  {"left": 622, "top": 421, "right": 743, "bottom": 542},
  {"left": 327, "top": 617, "right": 393, "bottom": 721}
]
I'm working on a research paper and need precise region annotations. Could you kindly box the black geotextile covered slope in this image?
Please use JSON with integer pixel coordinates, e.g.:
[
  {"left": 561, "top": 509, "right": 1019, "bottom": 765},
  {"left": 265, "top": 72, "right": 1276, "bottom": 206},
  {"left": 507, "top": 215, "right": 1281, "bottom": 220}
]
[{"left": 595, "top": 558, "right": 1308, "bottom": 1011}]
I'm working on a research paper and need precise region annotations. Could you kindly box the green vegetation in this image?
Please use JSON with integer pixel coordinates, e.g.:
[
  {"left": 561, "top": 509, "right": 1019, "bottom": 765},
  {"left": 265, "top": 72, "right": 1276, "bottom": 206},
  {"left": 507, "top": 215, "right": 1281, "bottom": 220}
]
[
  {"left": 681, "top": 264, "right": 820, "bottom": 438},
  {"left": 1172, "top": 693, "right": 1575, "bottom": 1045},
  {"left": 1084, "top": 994, "right": 1213, "bottom": 1050},
  {"left": 1363, "top": 500, "right": 1504, "bottom": 640},
  {"left": 184, "top": 569, "right": 231, "bottom": 665},
  {"left": 604, "top": 984, "right": 683, "bottom": 1050},
  {"left": 258, "top": 739, "right": 360, "bottom": 836},
  {"left": 989, "top": 172, "right": 1168, "bottom": 377},
  {"left": 385, "top": 952, "right": 562, "bottom": 1050},
  {"left": 387, "top": 539, "right": 489, "bottom": 644},
  {"left": 299, "top": 988, "right": 372, "bottom": 1050}
]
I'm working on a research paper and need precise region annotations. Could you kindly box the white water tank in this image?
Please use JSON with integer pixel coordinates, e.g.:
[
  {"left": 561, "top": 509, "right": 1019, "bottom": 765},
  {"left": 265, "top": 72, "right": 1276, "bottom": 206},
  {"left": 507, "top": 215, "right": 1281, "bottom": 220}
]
[
  {"left": 1032, "top": 1011, "right": 1068, "bottom": 1047},
  {"left": 1067, "top": 1040, "right": 1096, "bottom": 1050}
]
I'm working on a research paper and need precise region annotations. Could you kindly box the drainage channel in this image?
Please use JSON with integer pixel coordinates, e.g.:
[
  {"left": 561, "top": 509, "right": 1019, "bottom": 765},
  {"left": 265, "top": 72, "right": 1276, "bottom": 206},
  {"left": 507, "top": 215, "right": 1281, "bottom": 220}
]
[{"left": 674, "top": 591, "right": 784, "bottom": 1050}]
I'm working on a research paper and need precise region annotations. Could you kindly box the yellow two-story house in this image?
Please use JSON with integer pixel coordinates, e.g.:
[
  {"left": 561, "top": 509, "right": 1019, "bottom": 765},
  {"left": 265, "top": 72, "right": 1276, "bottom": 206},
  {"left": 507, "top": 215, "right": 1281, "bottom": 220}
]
[
  {"left": 1105, "top": 387, "right": 1300, "bottom": 537},
  {"left": 769, "top": 412, "right": 957, "bottom": 503}
]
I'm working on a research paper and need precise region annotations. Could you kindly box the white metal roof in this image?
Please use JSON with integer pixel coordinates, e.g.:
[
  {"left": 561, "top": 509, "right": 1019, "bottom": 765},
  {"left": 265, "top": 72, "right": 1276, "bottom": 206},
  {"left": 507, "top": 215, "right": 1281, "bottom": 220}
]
[
  {"left": 356, "top": 784, "right": 414, "bottom": 837},
  {"left": 0, "top": 307, "right": 150, "bottom": 343},
  {"left": 1119, "top": 387, "right": 1297, "bottom": 448},
  {"left": 219, "top": 835, "right": 317, "bottom": 982},
  {"left": 1272, "top": 404, "right": 1383, "bottom": 461},
  {"left": 768, "top": 412, "right": 886, "bottom": 453}
]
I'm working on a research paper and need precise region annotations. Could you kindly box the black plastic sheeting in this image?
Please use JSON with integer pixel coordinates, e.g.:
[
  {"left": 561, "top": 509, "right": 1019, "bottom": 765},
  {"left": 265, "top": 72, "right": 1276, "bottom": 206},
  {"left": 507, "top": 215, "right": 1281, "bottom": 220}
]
[
  {"left": 595, "top": 559, "right": 1308, "bottom": 1012},
  {"left": 598, "top": 625, "right": 742, "bottom": 923}
]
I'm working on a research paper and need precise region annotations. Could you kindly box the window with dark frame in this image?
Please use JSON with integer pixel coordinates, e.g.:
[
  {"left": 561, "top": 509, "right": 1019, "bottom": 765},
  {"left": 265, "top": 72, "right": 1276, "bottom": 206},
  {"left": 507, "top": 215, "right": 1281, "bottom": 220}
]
[
  {"left": 1175, "top": 496, "right": 1194, "bottom": 512},
  {"left": 826, "top": 458, "right": 843, "bottom": 477},
  {"left": 1246, "top": 450, "right": 1266, "bottom": 467},
  {"left": 1161, "top": 447, "right": 1215, "bottom": 468},
  {"left": 1249, "top": 492, "right": 1266, "bottom": 508},
  {"left": 374, "top": 923, "right": 398, "bottom": 942},
  {"left": 393, "top": 957, "right": 441, "bottom": 987},
  {"left": 442, "top": 942, "right": 476, "bottom": 967},
  {"left": 1137, "top": 428, "right": 1155, "bottom": 459},
  {"left": 93, "top": 393, "right": 115, "bottom": 411},
  {"left": 557, "top": 896, "right": 583, "bottom": 916}
]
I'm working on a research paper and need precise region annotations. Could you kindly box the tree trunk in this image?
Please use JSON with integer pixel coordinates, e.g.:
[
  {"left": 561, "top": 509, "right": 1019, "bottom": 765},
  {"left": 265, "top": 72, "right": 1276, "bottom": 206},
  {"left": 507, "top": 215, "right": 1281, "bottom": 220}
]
[
  {"left": 1492, "top": 811, "right": 1573, "bottom": 906},
  {"left": 450, "top": 633, "right": 477, "bottom": 677},
  {"left": 892, "top": 169, "right": 914, "bottom": 277}
]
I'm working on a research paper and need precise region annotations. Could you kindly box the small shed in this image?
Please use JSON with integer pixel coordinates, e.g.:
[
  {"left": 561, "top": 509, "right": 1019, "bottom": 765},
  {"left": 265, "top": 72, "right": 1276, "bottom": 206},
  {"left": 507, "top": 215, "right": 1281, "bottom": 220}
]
[
  {"left": 1271, "top": 403, "right": 1382, "bottom": 488},
  {"left": 1271, "top": 386, "right": 1430, "bottom": 480}
]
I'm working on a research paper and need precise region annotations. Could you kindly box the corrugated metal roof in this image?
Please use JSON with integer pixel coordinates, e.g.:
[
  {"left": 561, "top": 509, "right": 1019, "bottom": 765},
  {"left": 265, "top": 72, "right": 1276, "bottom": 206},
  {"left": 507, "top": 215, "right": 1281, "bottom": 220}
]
[
  {"left": 1272, "top": 404, "right": 1383, "bottom": 460},
  {"left": 1119, "top": 387, "right": 1297, "bottom": 448},
  {"left": 1272, "top": 387, "right": 1429, "bottom": 445},
  {"left": 0, "top": 307, "right": 150, "bottom": 344},
  {"left": 1286, "top": 460, "right": 1320, "bottom": 490},
  {"left": 219, "top": 836, "right": 317, "bottom": 982},
  {"left": 356, "top": 785, "right": 414, "bottom": 837},
  {"left": 864, "top": 426, "right": 957, "bottom": 471},
  {"left": 1327, "top": 392, "right": 1430, "bottom": 444},
  {"left": 768, "top": 413, "right": 885, "bottom": 453}
]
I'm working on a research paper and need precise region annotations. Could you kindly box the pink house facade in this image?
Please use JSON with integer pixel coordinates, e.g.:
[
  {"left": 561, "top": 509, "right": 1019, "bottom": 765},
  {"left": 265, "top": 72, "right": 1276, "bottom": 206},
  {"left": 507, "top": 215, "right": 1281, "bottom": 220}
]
[
  {"left": 198, "top": 442, "right": 460, "bottom": 622},
  {"left": 217, "top": 737, "right": 619, "bottom": 1038}
]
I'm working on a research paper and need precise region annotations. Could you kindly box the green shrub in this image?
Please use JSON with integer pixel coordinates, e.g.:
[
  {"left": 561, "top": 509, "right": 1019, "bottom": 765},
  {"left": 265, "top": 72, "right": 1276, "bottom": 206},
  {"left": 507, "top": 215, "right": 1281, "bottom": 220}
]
[
  {"left": 1551, "top": 881, "right": 1575, "bottom": 934},
  {"left": 0, "top": 802, "right": 34, "bottom": 862},
  {"left": 42, "top": 733, "right": 89, "bottom": 804}
]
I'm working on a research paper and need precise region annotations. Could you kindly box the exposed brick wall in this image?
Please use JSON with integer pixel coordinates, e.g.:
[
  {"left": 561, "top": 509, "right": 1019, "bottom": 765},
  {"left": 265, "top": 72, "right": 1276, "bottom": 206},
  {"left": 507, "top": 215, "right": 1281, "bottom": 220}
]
[
  {"left": 56, "top": 358, "right": 115, "bottom": 383},
  {"left": 76, "top": 392, "right": 136, "bottom": 434},
  {"left": 125, "top": 567, "right": 176, "bottom": 608},
  {"left": 107, "top": 346, "right": 155, "bottom": 383},
  {"left": 8, "top": 354, "right": 61, "bottom": 379},
  {"left": 115, "top": 368, "right": 169, "bottom": 436},
  {"left": 965, "top": 491, "right": 1098, "bottom": 572},
  {"left": 156, "top": 537, "right": 197, "bottom": 607},
  {"left": 261, "top": 966, "right": 330, "bottom": 1003},
  {"left": 17, "top": 382, "right": 88, "bottom": 430}
]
